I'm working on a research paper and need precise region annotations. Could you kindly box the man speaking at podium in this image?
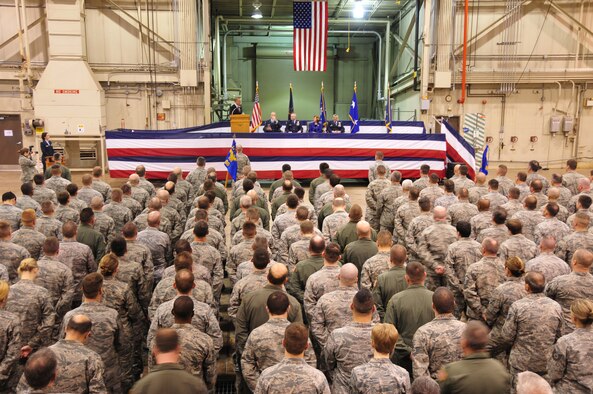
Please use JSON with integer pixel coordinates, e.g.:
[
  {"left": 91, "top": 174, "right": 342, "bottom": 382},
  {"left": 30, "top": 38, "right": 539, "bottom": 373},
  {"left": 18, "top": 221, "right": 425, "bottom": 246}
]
[{"left": 229, "top": 97, "right": 242, "bottom": 116}]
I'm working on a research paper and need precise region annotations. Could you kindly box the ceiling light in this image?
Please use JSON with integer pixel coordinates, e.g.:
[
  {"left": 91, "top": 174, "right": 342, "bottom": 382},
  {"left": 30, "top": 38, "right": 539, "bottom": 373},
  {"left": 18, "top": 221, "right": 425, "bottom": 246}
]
[
  {"left": 252, "top": 1, "right": 263, "bottom": 19},
  {"left": 352, "top": 1, "right": 365, "bottom": 19}
]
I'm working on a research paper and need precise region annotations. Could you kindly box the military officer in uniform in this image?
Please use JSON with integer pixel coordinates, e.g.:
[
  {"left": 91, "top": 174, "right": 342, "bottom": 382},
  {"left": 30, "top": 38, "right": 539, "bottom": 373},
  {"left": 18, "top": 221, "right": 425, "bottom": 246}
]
[
  {"left": 285, "top": 113, "right": 303, "bottom": 133},
  {"left": 328, "top": 114, "right": 345, "bottom": 133},
  {"left": 262, "top": 112, "right": 282, "bottom": 133}
]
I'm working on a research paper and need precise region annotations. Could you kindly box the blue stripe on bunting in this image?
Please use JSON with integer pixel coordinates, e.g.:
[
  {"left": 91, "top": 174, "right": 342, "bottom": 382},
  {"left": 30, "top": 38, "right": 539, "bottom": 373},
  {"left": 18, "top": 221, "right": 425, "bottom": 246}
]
[{"left": 107, "top": 155, "right": 446, "bottom": 163}]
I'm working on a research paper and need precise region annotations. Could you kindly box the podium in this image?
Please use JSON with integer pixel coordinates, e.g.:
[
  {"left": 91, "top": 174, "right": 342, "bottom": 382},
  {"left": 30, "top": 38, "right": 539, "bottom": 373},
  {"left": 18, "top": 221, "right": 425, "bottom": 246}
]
[{"left": 230, "top": 114, "right": 251, "bottom": 133}]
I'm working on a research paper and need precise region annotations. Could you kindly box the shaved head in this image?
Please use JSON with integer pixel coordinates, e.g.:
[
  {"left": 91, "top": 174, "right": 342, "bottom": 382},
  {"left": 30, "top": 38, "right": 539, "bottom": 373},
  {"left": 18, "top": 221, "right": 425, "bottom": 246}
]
[
  {"left": 333, "top": 184, "right": 346, "bottom": 198},
  {"left": 540, "top": 236, "right": 557, "bottom": 252},
  {"left": 147, "top": 211, "right": 161, "bottom": 227},
  {"left": 129, "top": 174, "right": 140, "bottom": 185},
  {"left": 390, "top": 244, "right": 407, "bottom": 266},
  {"left": 476, "top": 173, "right": 486, "bottom": 184},
  {"left": 573, "top": 249, "right": 593, "bottom": 269},
  {"left": 339, "top": 263, "right": 359, "bottom": 286},
  {"left": 90, "top": 196, "right": 103, "bottom": 210},
  {"left": 547, "top": 187, "right": 560, "bottom": 199},
  {"left": 156, "top": 189, "right": 170, "bottom": 202},
  {"left": 268, "top": 263, "right": 289, "bottom": 285},
  {"left": 433, "top": 206, "right": 447, "bottom": 221},
  {"left": 356, "top": 220, "right": 371, "bottom": 238}
]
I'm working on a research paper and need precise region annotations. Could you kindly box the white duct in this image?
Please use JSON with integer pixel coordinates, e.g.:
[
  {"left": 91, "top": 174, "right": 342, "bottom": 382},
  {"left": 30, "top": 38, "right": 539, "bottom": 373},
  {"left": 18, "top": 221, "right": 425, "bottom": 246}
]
[{"left": 34, "top": 0, "right": 106, "bottom": 136}]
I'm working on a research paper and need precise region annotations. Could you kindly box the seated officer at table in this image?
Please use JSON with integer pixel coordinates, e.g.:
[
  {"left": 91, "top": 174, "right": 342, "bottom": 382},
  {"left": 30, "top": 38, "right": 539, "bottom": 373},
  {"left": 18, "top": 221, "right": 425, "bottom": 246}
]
[
  {"left": 327, "top": 114, "right": 345, "bottom": 133},
  {"left": 263, "top": 112, "right": 282, "bottom": 133},
  {"left": 285, "top": 113, "right": 304, "bottom": 133},
  {"left": 308, "top": 115, "right": 324, "bottom": 133}
]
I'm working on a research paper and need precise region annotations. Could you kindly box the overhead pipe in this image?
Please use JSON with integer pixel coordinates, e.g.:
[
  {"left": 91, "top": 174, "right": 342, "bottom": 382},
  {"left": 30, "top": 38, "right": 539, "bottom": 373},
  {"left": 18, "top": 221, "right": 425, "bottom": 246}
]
[
  {"left": 222, "top": 28, "right": 383, "bottom": 100},
  {"left": 459, "top": 0, "right": 469, "bottom": 104},
  {"left": 413, "top": 0, "right": 420, "bottom": 91}
]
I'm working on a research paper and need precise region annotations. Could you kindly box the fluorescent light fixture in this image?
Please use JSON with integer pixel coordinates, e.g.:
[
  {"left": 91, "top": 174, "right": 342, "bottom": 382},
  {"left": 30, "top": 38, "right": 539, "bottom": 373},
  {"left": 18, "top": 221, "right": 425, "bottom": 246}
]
[
  {"left": 352, "top": 1, "right": 365, "bottom": 19},
  {"left": 252, "top": 1, "right": 263, "bottom": 19}
]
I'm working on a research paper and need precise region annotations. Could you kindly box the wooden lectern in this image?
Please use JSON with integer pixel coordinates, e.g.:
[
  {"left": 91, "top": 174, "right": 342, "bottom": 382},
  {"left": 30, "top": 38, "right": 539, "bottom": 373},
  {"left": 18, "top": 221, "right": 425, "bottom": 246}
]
[{"left": 230, "top": 114, "right": 251, "bottom": 133}]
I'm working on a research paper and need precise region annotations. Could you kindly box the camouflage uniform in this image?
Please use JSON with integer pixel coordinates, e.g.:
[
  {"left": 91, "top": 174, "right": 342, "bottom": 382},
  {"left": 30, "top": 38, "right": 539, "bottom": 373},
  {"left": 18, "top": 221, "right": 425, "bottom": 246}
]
[
  {"left": 254, "top": 358, "right": 330, "bottom": 394},
  {"left": 241, "top": 318, "right": 316, "bottom": 392},
  {"left": 526, "top": 173, "right": 550, "bottom": 193},
  {"left": 18, "top": 339, "right": 106, "bottom": 394},
  {"left": 227, "top": 239, "right": 255, "bottom": 286},
  {"left": 276, "top": 225, "right": 321, "bottom": 265},
  {"left": 148, "top": 323, "right": 216, "bottom": 388},
  {"left": 413, "top": 176, "right": 429, "bottom": 191},
  {"left": 452, "top": 176, "right": 475, "bottom": 192},
  {"left": 15, "top": 195, "right": 41, "bottom": 216},
  {"left": 19, "top": 155, "right": 37, "bottom": 183},
  {"left": 103, "top": 202, "right": 133, "bottom": 235},
  {"left": 6, "top": 279, "right": 55, "bottom": 351},
  {"left": 566, "top": 208, "right": 593, "bottom": 229},
  {"left": 0, "top": 308, "right": 21, "bottom": 391},
  {"left": 469, "top": 185, "right": 488, "bottom": 204},
  {"left": 45, "top": 175, "right": 70, "bottom": 195},
  {"left": 532, "top": 191, "right": 549, "bottom": 209},
  {"left": 228, "top": 270, "right": 268, "bottom": 319},
  {"left": 0, "top": 265, "right": 7, "bottom": 282},
  {"left": 162, "top": 261, "right": 211, "bottom": 285},
  {"left": 447, "top": 201, "right": 479, "bottom": 227},
  {"left": 102, "top": 276, "right": 145, "bottom": 390},
  {"left": 35, "top": 257, "right": 74, "bottom": 321},
  {"left": 434, "top": 194, "right": 458, "bottom": 209},
  {"left": 404, "top": 213, "right": 434, "bottom": 263},
  {"left": 232, "top": 226, "right": 275, "bottom": 251},
  {"left": 525, "top": 252, "right": 570, "bottom": 282},
  {"left": 68, "top": 197, "right": 87, "bottom": 213},
  {"left": 303, "top": 265, "right": 341, "bottom": 321},
  {"left": 323, "top": 322, "right": 375, "bottom": 394},
  {"left": 376, "top": 185, "right": 403, "bottom": 233},
  {"left": 548, "top": 327, "right": 593, "bottom": 393},
  {"left": 277, "top": 201, "right": 316, "bottom": 224},
  {"left": 350, "top": 359, "right": 411, "bottom": 394},
  {"left": 464, "top": 256, "right": 506, "bottom": 321},
  {"left": 533, "top": 217, "right": 570, "bottom": 246},
  {"left": 419, "top": 184, "right": 444, "bottom": 206},
  {"left": 122, "top": 195, "right": 142, "bottom": 218},
  {"left": 568, "top": 191, "right": 593, "bottom": 214},
  {"left": 117, "top": 258, "right": 151, "bottom": 311},
  {"left": 483, "top": 192, "right": 508, "bottom": 211},
  {"left": 124, "top": 239, "right": 154, "bottom": 291},
  {"left": 546, "top": 272, "right": 593, "bottom": 335},
  {"left": 394, "top": 200, "right": 420, "bottom": 243},
  {"left": 417, "top": 221, "right": 457, "bottom": 290},
  {"left": 32, "top": 186, "right": 57, "bottom": 205},
  {"left": 92, "top": 179, "right": 112, "bottom": 201},
  {"left": 555, "top": 186, "right": 573, "bottom": 207},
  {"left": 381, "top": 193, "right": 408, "bottom": 233},
  {"left": 498, "top": 293, "right": 562, "bottom": 379},
  {"left": 137, "top": 227, "right": 171, "bottom": 282},
  {"left": 77, "top": 187, "right": 103, "bottom": 206},
  {"left": 545, "top": 202, "right": 569, "bottom": 222},
  {"left": 562, "top": 171, "right": 587, "bottom": 196},
  {"left": 360, "top": 251, "right": 390, "bottom": 290},
  {"left": 476, "top": 224, "right": 509, "bottom": 246},
  {"left": 444, "top": 238, "right": 482, "bottom": 317},
  {"left": 469, "top": 212, "right": 493, "bottom": 239},
  {"left": 138, "top": 177, "right": 156, "bottom": 198},
  {"left": 365, "top": 178, "right": 391, "bottom": 230},
  {"left": 556, "top": 230, "right": 593, "bottom": 264},
  {"left": 134, "top": 212, "right": 173, "bottom": 235},
  {"left": 498, "top": 234, "right": 537, "bottom": 263},
  {"left": 309, "top": 288, "right": 359, "bottom": 348},
  {"left": 485, "top": 276, "right": 527, "bottom": 354},
  {"left": 322, "top": 211, "right": 349, "bottom": 242},
  {"left": 412, "top": 315, "right": 465, "bottom": 380},
  {"left": 500, "top": 200, "right": 524, "bottom": 218},
  {"left": 271, "top": 211, "right": 299, "bottom": 243},
  {"left": 160, "top": 205, "right": 184, "bottom": 243},
  {"left": 0, "top": 240, "right": 30, "bottom": 283},
  {"left": 93, "top": 211, "right": 116, "bottom": 244},
  {"left": 148, "top": 276, "right": 214, "bottom": 320},
  {"left": 58, "top": 239, "right": 96, "bottom": 304},
  {"left": 186, "top": 167, "right": 207, "bottom": 191},
  {"left": 510, "top": 210, "right": 544, "bottom": 241},
  {"left": 62, "top": 302, "right": 122, "bottom": 393},
  {"left": 516, "top": 183, "right": 531, "bottom": 201},
  {"left": 495, "top": 176, "right": 514, "bottom": 197},
  {"left": 288, "top": 238, "right": 313, "bottom": 270},
  {"left": 235, "top": 261, "right": 275, "bottom": 284},
  {"left": 11, "top": 225, "right": 46, "bottom": 259},
  {"left": 55, "top": 204, "right": 80, "bottom": 224},
  {"left": 130, "top": 186, "right": 149, "bottom": 209},
  {"left": 35, "top": 215, "right": 62, "bottom": 239},
  {"left": 148, "top": 295, "right": 222, "bottom": 353}
]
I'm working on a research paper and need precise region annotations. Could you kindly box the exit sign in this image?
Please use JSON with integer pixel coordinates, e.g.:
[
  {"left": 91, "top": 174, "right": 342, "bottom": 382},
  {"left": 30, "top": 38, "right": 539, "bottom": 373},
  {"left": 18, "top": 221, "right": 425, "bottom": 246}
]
[{"left": 54, "top": 89, "right": 80, "bottom": 94}]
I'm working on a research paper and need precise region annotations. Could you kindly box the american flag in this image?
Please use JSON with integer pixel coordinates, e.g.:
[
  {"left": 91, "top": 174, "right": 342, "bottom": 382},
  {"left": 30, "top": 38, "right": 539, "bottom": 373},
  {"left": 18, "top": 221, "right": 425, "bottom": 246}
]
[
  {"left": 293, "top": 1, "right": 328, "bottom": 72},
  {"left": 250, "top": 82, "right": 262, "bottom": 132}
]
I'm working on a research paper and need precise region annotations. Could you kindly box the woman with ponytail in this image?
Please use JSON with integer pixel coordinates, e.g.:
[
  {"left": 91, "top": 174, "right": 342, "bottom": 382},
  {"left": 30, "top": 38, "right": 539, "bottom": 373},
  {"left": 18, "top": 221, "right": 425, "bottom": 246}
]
[
  {"left": 548, "top": 298, "right": 593, "bottom": 392},
  {"left": 0, "top": 280, "right": 22, "bottom": 391}
]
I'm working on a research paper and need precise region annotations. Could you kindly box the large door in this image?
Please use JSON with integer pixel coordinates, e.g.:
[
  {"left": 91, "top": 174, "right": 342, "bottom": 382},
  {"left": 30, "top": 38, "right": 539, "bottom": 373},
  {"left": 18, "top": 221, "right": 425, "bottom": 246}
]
[{"left": 0, "top": 115, "right": 23, "bottom": 167}]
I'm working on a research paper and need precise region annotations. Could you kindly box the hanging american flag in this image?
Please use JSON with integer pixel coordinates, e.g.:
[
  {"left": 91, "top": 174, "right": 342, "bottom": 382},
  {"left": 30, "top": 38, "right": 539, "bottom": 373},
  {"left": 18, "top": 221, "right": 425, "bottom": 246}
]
[
  {"left": 249, "top": 82, "right": 262, "bottom": 132},
  {"left": 293, "top": 1, "right": 328, "bottom": 72}
]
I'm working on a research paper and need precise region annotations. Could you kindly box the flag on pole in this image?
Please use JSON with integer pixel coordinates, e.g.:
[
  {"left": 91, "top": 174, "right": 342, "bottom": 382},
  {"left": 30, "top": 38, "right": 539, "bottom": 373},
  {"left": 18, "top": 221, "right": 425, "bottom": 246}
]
[
  {"left": 319, "top": 81, "right": 327, "bottom": 126},
  {"left": 479, "top": 145, "right": 489, "bottom": 175},
  {"left": 349, "top": 82, "right": 360, "bottom": 134},
  {"left": 224, "top": 138, "right": 238, "bottom": 181},
  {"left": 293, "top": 1, "right": 328, "bottom": 71},
  {"left": 385, "top": 86, "right": 392, "bottom": 133},
  {"left": 288, "top": 83, "right": 295, "bottom": 121},
  {"left": 249, "top": 82, "right": 262, "bottom": 132}
]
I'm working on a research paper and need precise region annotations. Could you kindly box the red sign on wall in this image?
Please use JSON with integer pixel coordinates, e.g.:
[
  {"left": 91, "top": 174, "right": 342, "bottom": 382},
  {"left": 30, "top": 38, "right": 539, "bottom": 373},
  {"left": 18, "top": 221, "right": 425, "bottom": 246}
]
[{"left": 53, "top": 89, "right": 80, "bottom": 94}]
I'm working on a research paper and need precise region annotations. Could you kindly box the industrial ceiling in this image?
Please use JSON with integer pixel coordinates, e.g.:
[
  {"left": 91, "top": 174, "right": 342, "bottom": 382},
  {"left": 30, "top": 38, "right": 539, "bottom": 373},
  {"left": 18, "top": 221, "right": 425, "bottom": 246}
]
[{"left": 211, "top": 0, "right": 408, "bottom": 20}]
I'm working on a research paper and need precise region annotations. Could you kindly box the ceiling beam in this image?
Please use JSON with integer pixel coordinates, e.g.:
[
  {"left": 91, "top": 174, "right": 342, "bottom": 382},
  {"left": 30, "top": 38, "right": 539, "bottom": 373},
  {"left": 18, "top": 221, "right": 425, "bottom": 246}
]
[{"left": 271, "top": 0, "right": 277, "bottom": 18}]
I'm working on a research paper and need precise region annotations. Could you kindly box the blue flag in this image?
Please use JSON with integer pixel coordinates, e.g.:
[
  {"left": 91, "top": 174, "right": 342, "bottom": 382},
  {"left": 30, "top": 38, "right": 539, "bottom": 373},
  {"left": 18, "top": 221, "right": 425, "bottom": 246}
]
[
  {"left": 480, "top": 145, "right": 489, "bottom": 175},
  {"left": 319, "top": 82, "right": 327, "bottom": 126},
  {"left": 385, "top": 86, "right": 392, "bottom": 133},
  {"left": 224, "top": 138, "right": 238, "bottom": 181},
  {"left": 288, "top": 83, "right": 294, "bottom": 121},
  {"left": 349, "top": 82, "right": 360, "bottom": 134}
]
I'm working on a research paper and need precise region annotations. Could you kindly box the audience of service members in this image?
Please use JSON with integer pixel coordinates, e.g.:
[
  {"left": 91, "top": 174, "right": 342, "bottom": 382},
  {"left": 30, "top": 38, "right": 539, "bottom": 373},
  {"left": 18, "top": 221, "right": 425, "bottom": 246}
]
[{"left": 0, "top": 155, "right": 593, "bottom": 393}]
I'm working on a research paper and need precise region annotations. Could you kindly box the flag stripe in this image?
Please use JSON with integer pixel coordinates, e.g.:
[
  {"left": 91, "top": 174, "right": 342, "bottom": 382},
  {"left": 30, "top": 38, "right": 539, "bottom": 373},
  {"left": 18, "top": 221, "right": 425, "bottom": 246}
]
[{"left": 294, "top": 1, "right": 328, "bottom": 71}]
